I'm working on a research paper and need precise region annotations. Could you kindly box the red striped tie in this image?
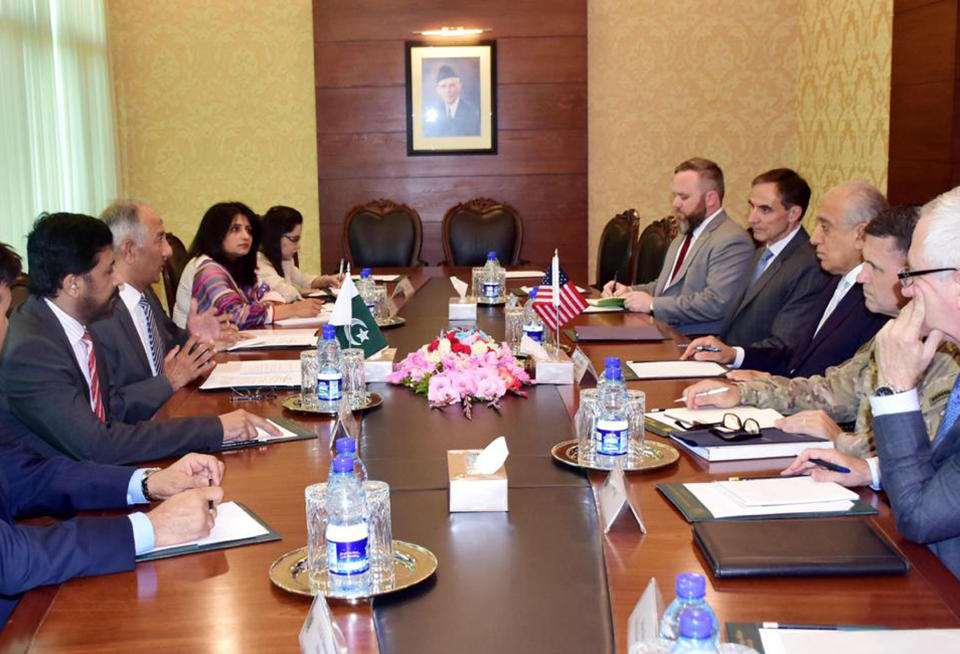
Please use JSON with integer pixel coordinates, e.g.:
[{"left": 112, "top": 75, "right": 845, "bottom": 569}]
[
  {"left": 82, "top": 330, "right": 106, "bottom": 422},
  {"left": 667, "top": 232, "right": 692, "bottom": 286}
]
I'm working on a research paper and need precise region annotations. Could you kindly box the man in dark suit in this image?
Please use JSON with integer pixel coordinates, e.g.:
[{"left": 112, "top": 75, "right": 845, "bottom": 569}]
[
  {"left": 91, "top": 201, "right": 236, "bottom": 423},
  {"left": 0, "top": 241, "right": 224, "bottom": 624},
  {"left": 686, "top": 181, "right": 889, "bottom": 377},
  {"left": 0, "top": 213, "right": 277, "bottom": 465},
  {"left": 423, "top": 64, "right": 481, "bottom": 137},
  {"left": 681, "top": 169, "right": 829, "bottom": 363}
]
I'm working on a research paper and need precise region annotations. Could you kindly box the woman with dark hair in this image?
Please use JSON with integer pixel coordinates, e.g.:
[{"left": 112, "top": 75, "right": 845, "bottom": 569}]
[
  {"left": 257, "top": 206, "right": 339, "bottom": 302},
  {"left": 172, "top": 202, "right": 324, "bottom": 328}
]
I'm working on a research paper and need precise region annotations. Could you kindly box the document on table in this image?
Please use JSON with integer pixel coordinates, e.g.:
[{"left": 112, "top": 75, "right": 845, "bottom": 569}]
[
  {"left": 274, "top": 311, "right": 331, "bottom": 327},
  {"left": 228, "top": 329, "right": 318, "bottom": 350},
  {"left": 759, "top": 627, "right": 960, "bottom": 654},
  {"left": 351, "top": 274, "right": 401, "bottom": 282},
  {"left": 200, "top": 360, "right": 301, "bottom": 389},
  {"left": 714, "top": 476, "right": 858, "bottom": 507},
  {"left": 648, "top": 407, "right": 784, "bottom": 431},
  {"left": 518, "top": 284, "right": 590, "bottom": 294},
  {"left": 625, "top": 360, "right": 727, "bottom": 379},
  {"left": 255, "top": 419, "right": 300, "bottom": 442},
  {"left": 504, "top": 270, "right": 545, "bottom": 279},
  {"left": 681, "top": 482, "right": 855, "bottom": 519},
  {"left": 146, "top": 501, "right": 272, "bottom": 556},
  {"left": 583, "top": 304, "right": 624, "bottom": 313}
]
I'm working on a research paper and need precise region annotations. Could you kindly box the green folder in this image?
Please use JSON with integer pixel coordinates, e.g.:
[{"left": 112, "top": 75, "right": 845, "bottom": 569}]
[{"left": 220, "top": 416, "right": 316, "bottom": 451}]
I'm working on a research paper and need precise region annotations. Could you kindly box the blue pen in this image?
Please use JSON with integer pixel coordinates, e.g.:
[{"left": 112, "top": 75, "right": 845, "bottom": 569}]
[
  {"left": 809, "top": 457, "right": 850, "bottom": 473},
  {"left": 694, "top": 345, "right": 722, "bottom": 353}
]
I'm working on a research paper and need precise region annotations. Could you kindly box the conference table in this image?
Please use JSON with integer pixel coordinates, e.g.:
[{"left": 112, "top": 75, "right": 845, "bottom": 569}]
[{"left": 5, "top": 267, "right": 960, "bottom": 653}]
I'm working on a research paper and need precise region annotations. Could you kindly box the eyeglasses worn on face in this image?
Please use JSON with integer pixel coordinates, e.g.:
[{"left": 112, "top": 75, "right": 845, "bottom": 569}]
[
  {"left": 283, "top": 234, "right": 301, "bottom": 244},
  {"left": 898, "top": 267, "right": 958, "bottom": 287}
]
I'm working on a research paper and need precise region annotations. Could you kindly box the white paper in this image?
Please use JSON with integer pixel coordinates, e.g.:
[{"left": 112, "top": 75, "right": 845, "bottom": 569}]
[
  {"left": 150, "top": 501, "right": 269, "bottom": 553},
  {"left": 504, "top": 270, "right": 545, "bottom": 279},
  {"left": 520, "top": 334, "right": 550, "bottom": 361},
  {"left": 351, "top": 274, "right": 400, "bottom": 282},
  {"left": 275, "top": 313, "right": 331, "bottom": 327},
  {"left": 625, "top": 360, "right": 728, "bottom": 379},
  {"left": 300, "top": 595, "right": 347, "bottom": 654},
  {"left": 229, "top": 329, "right": 319, "bottom": 350},
  {"left": 715, "top": 476, "right": 858, "bottom": 507},
  {"left": 518, "top": 284, "right": 590, "bottom": 294},
  {"left": 597, "top": 467, "right": 645, "bottom": 533},
  {"left": 471, "top": 436, "right": 509, "bottom": 475},
  {"left": 449, "top": 276, "right": 469, "bottom": 301},
  {"left": 200, "top": 359, "right": 301, "bottom": 389},
  {"left": 627, "top": 578, "right": 665, "bottom": 648},
  {"left": 255, "top": 419, "right": 299, "bottom": 442},
  {"left": 583, "top": 304, "right": 624, "bottom": 313},
  {"left": 683, "top": 482, "right": 854, "bottom": 519},
  {"left": 648, "top": 407, "right": 785, "bottom": 430},
  {"left": 759, "top": 627, "right": 960, "bottom": 654}
]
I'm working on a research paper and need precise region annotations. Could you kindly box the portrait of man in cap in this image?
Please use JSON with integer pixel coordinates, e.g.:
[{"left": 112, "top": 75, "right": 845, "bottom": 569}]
[{"left": 422, "top": 62, "right": 481, "bottom": 137}]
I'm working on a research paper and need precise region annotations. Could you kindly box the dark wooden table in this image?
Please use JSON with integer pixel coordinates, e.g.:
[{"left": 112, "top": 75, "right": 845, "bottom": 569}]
[{"left": 5, "top": 267, "right": 960, "bottom": 653}]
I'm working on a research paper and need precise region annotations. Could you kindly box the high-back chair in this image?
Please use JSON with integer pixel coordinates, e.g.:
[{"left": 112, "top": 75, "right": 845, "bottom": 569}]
[
  {"left": 595, "top": 209, "right": 641, "bottom": 288},
  {"left": 633, "top": 216, "right": 679, "bottom": 285},
  {"left": 441, "top": 198, "right": 523, "bottom": 266},
  {"left": 343, "top": 199, "right": 424, "bottom": 267},
  {"left": 160, "top": 233, "right": 190, "bottom": 316}
]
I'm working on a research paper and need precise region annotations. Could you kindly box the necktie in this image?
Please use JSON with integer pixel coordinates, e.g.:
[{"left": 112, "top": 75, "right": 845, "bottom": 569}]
[
  {"left": 935, "top": 374, "right": 960, "bottom": 445},
  {"left": 139, "top": 295, "right": 164, "bottom": 375},
  {"left": 750, "top": 248, "right": 774, "bottom": 285},
  {"left": 814, "top": 278, "right": 852, "bottom": 336},
  {"left": 667, "top": 233, "right": 693, "bottom": 287},
  {"left": 82, "top": 330, "right": 106, "bottom": 422}
]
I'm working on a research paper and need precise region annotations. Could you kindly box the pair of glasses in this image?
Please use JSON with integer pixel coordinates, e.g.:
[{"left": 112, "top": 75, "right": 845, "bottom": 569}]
[
  {"left": 228, "top": 387, "right": 277, "bottom": 403},
  {"left": 283, "top": 234, "right": 301, "bottom": 244},
  {"left": 709, "top": 414, "right": 761, "bottom": 441},
  {"left": 898, "top": 267, "right": 958, "bottom": 287}
]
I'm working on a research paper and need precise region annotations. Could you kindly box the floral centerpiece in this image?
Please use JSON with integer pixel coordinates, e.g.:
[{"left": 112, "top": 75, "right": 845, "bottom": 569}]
[{"left": 387, "top": 328, "right": 531, "bottom": 418}]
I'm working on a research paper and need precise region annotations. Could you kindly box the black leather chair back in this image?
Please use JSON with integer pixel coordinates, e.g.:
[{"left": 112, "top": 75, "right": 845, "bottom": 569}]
[
  {"left": 595, "top": 209, "right": 640, "bottom": 288},
  {"left": 442, "top": 198, "right": 523, "bottom": 266},
  {"left": 6, "top": 275, "right": 29, "bottom": 317},
  {"left": 634, "top": 217, "right": 678, "bottom": 285},
  {"left": 343, "top": 200, "right": 423, "bottom": 267},
  {"left": 161, "top": 233, "right": 189, "bottom": 316}
]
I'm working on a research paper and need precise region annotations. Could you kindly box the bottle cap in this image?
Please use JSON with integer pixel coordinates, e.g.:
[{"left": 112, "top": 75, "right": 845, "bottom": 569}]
[
  {"left": 361, "top": 268, "right": 371, "bottom": 278},
  {"left": 678, "top": 608, "right": 714, "bottom": 640},
  {"left": 604, "top": 356, "right": 620, "bottom": 369},
  {"left": 321, "top": 324, "right": 336, "bottom": 340},
  {"left": 331, "top": 455, "right": 354, "bottom": 474},
  {"left": 675, "top": 572, "right": 706, "bottom": 599},
  {"left": 335, "top": 437, "right": 357, "bottom": 454},
  {"left": 487, "top": 251, "right": 497, "bottom": 260}
]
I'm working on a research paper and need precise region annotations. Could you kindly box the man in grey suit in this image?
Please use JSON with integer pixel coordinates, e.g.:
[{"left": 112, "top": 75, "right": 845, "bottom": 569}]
[
  {"left": 784, "top": 186, "right": 960, "bottom": 580},
  {"left": 0, "top": 213, "right": 278, "bottom": 465},
  {"left": 680, "top": 169, "right": 830, "bottom": 364},
  {"left": 602, "top": 157, "right": 755, "bottom": 334}
]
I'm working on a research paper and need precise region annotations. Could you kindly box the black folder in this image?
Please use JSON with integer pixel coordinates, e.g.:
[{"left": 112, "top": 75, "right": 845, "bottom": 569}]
[{"left": 693, "top": 518, "right": 910, "bottom": 578}]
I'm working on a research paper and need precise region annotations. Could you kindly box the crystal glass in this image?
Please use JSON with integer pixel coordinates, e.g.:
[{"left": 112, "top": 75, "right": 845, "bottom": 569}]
[
  {"left": 470, "top": 267, "right": 484, "bottom": 300},
  {"left": 575, "top": 388, "right": 599, "bottom": 466},
  {"left": 305, "top": 482, "right": 329, "bottom": 586},
  {"left": 626, "top": 389, "right": 647, "bottom": 462},
  {"left": 372, "top": 285, "right": 389, "bottom": 320},
  {"left": 504, "top": 303, "right": 524, "bottom": 352},
  {"left": 342, "top": 348, "right": 367, "bottom": 410},
  {"left": 300, "top": 350, "right": 319, "bottom": 409}
]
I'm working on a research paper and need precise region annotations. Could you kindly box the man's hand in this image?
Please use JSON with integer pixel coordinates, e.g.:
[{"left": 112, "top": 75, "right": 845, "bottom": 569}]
[
  {"left": 724, "top": 369, "right": 770, "bottom": 382},
  {"left": 875, "top": 295, "right": 943, "bottom": 391},
  {"left": 781, "top": 447, "right": 872, "bottom": 488},
  {"left": 601, "top": 281, "right": 630, "bottom": 298},
  {"left": 162, "top": 334, "right": 216, "bottom": 391},
  {"left": 146, "top": 453, "right": 225, "bottom": 500},
  {"left": 679, "top": 335, "right": 735, "bottom": 364},
  {"left": 681, "top": 379, "right": 740, "bottom": 409},
  {"left": 312, "top": 275, "right": 342, "bottom": 290},
  {"left": 774, "top": 410, "right": 843, "bottom": 441},
  {"left": 623, "top": 291, "right": 654, "bottom": 313},
  {"left": 147, "top": 486, "right": 223, "bottom": 548},
  {"left": 218, "top": 409, "right": 282, "bottom": 443}
]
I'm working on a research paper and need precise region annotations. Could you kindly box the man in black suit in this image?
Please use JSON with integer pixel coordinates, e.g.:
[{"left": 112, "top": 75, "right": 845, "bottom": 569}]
[
  {"left": 681, "top": 169, "right": 829, "bottom": 364},
  {"left": 423, "top": 64, "right": 481, "bottom": 137},
  {"left": 0, "top": 241, "right": 224, "bottom": 624},
  {"left": 0, "top": 213, "right": 278, "bottom": 465},
  {"left": 91, "top": 200, "right": 236, "bottom": 422},
  {"left": 686, "top": 181, "right": 889, "bottom": 377}
]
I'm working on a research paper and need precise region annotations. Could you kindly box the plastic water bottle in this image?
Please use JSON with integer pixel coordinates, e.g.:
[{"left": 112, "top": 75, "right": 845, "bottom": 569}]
[
  {"left": 357, "top": 268, "right": 376, "bottom": 311},
  {"left": 594, "top": 359, "right": 629, "bottom": 463},
  {"left": 670, "top": 609, "right": 718, "bottom": 652},
  {"left": 335, "top": 437, "right": 368, "bottom": 481},
  {"left": 660, "top": 573, "right": 720, "bottom": 646},
  {"left": 325, "top": 454, "right": 370, "bottom": 594},
  {"left": 522, "top": 288, "right": 545, "bottom": 343},
  {"left": 481, "top": 251, "right": 503, "bottom": 301},
  {"left": 315, "top": 324, "right": 343, "bottom": 412}
]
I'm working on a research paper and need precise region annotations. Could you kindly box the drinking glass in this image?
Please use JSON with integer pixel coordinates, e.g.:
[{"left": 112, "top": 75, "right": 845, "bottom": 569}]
[
  {"left": 365, "top": 480, "right": 395, "bottom": 589},
  {"left": 575, "top": 388, "right": 599, "bottom": 466},
  {"left": 300, "top": 350, "right": 319, "bottom": 409},
  {"left": 471, "top": 267, "right": 484, "bottom": 300},
  {"left": 626, "top": 389, "right": 647, "bottom": 462},
  {"left": 372, "top": 286, "right": 389, "bottom": 321},
  {"left": 342, "top": 348, "right": 367, "bottom": 410},
  {"left": 504, "top": 303, "right": 524, "bottom": 352},
  {"left": 305, "top": 483, "right": 329, "bottom": 587}
]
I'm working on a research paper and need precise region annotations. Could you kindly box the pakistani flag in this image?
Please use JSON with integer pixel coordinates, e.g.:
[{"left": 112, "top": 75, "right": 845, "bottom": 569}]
[{"left": 328, "top": 275, "right": 387, "bottom": 357}]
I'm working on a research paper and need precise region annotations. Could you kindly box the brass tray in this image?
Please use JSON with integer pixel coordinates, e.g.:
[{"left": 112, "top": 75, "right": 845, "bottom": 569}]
[
  {"left": 550, "top": 439, "right": 679, "bottom": 472},
  {"left": 269, "top": 540, "right": 438, "bottom": 600},
  {"left": 376, "top": 316, "right": 406, "bottom": 329},
  {"left": 282, "top": 392, "right": 383, "bottom": 415},
  {"left": 476, "top": 296, "right": 506, "bottom": 306}
]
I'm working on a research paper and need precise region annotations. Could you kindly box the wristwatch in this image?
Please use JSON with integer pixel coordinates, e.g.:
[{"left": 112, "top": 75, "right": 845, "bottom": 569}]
[
  {"left": 141, "top": 467, "right": 162, "bottom": 502},
  {"left": 874, "top": 385, "right": 904, "bottom": 397}
]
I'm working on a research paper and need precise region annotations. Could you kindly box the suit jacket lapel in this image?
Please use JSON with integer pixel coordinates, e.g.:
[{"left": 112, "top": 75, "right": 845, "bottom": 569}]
[
  {"left": 117, "top": 300, "right": 153, "bottom": 375},
  {"left": 663, "top": 211, "right": 726, "bottom": 292},
  {"left": 31, "top": 297, "right": 100, "bottom": 410},
  {"left": 804, "top": 282, "right": 862, "bottom": 354},
  {"left": 737, "top": 229, "right": 806, "bottom": 310},
  {"left": 655, "top": 236, "right": 683, "bottom": 295}
]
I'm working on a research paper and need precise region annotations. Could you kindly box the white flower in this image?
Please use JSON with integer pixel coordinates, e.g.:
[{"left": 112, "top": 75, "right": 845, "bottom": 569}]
[
  {"left": 437, "top": 338, "right": 452, "bottom": 354},
  {"left": 470, "top": 341, "right": 488, "bottom": 356}
]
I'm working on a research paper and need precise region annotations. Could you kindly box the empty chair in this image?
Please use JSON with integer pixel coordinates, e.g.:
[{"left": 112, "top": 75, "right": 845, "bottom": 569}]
[
  {"left": 160, "top": 233, "right": 189, "bottom": 316},
  {"left": 633, "top": 216, "right": 679, "bottom": 285},
  {"left": 441, "top": 198, "right": 523, "bottom": 266},
  {"left": 343, "top": 199, "right": 424, "bottom": 267},
  {"left": 595, "top": 209, "right": 640, "bottom": 288}
]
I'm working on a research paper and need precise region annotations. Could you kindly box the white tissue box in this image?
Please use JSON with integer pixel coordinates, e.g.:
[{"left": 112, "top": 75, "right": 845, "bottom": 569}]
[
  {"left": 363, "top": 347, "right": 396, "bottom": 382},
  {"left": 535, "top": 349, "right": 574, "bottom": 385},
  {"left": 448, "top": 298, "right": 477, "bottom": 321},
  {"left": 447, "top": 449, "right": 508, "bottom": 512}
]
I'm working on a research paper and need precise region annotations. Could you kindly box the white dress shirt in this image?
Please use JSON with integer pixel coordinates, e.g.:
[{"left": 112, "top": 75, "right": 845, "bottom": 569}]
[
  {"left": 813, "top": 263, "right": 863, "bottom": 337},
  {"left": 864, "top": 388, "right": 924, "bottom": 490},
  {"left": 43, "top": 298, "right": 98, "bottom": 413},
  {"left": 119, "top": 283, "right": 160, "bottom": 376}
]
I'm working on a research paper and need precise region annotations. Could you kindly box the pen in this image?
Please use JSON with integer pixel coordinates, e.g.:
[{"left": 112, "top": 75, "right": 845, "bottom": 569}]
[
  {"left": 808, "top": 457, "right": 850, "bottom": 473},
  {"left": 337, "top": 259, "right": 344, "bottom": 279},
  {"left": 208, "top": 476, "right": 214, "bottom": 511},
  {"left": 676, "top": 344, "right": 722, "bottom": 352},
  {"left": 674, "top": 386, "right": 731, "bottom": 402}
]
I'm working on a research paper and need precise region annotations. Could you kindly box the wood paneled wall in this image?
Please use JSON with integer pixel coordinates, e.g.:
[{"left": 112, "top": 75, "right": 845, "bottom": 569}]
[
  {"left": 312, "top": 0, "right": 588, "bottom": 278},
  {"left": 888, "top": 0, "right": 960, "bottom": 204}
]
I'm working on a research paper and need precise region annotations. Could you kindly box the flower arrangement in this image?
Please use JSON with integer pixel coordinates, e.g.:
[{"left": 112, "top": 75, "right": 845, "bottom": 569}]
[{"left": 386, "top": 328, "right": 531, "bottom": 418}]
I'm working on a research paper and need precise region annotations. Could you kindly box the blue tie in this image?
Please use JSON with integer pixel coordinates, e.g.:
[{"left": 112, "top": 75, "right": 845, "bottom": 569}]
[
  {"left": 138, "top": 295, "right": 164, "bottom": 375},
  {"left": 750, "top": 248, "right": 774, "bottom": 285},
  {"left": 935, "top": 374, "right": 960, "bottom": 445}
]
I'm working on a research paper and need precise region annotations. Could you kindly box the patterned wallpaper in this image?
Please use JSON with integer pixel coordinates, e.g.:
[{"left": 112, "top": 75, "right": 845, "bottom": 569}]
[{"left": 104, "top": 0, "right": 322, "bottom": 272}]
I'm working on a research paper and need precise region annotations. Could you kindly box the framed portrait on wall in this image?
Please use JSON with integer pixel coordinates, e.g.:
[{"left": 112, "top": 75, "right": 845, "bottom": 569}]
[{"left": 405, "top": 41, "right": 497, "bottom": 155}]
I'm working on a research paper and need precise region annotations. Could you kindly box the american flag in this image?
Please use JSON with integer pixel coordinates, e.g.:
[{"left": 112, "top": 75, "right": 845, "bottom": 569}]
[{"left": 532, "top": 263, "right": 588, "bottom": 331}]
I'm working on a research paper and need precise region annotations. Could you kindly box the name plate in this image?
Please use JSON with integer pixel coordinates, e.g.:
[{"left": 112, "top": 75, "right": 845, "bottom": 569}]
[
  {"left": 299, "top": 594, "right": 346, "bottom": 654},
  {"left": 535, "top": 348, "right": 574, "bottom": 385},
  {"left": 597, "top": 467, "right": 645, "bottom": 533}
]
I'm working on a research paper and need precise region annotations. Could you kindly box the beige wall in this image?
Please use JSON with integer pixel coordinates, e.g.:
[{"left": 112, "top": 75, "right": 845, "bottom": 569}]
[{"left": 104, "top": 0, "right": 322, "bottom": 272}]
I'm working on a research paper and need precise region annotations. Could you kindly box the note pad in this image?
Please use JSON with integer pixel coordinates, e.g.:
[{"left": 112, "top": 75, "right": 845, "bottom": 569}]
[
  {"left": 573, "top": 326, "right": 664, "bottom": 341},
  {"left": 274, "top": 313, "right": 331, "bottom": 328},
  {"left": 228, "top": 329, "right": 318, "bottom": 350},
  {"left": 758, "top": 627, "right": 960, "bottom": 654},
  {"left": 221, "top": 418, "right": 315, "bottom": 450},
  {"left": 200, "top": 360, "right": 301, "bottom": 390},
  {"left": 715, "top": 476, "right": 858, "bottom": 507},
  {"left": 625, "top": 360, "right": 727, "bottom": 379}
]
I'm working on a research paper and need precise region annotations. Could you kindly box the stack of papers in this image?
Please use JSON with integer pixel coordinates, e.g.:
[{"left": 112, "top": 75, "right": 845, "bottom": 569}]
[
  {"left": 625, "top": 360, "right": 727, "bottom": 379},
  {"left": 351, "top": 273, "right": 401, "bottom": 282},
  {"left": 274, "top": 309, "right": 332, "bottom": 327},
  {"left": 148, "top": 501, "right": 270, "bottom": 555},
  {"left": 228, "top": 329, "right": 318, "bottom": 350},
  {"left": 683, "top": 477, "right": 857, "bottom": 519},
  {"left": 200, "top": 360, "right": 301, "bottom": 390},
  {"left": 758, "top": 627, "right": 960, "bottom": 653}
]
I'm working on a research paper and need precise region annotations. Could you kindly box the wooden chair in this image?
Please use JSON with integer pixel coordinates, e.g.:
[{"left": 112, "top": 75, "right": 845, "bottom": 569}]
[
  {"left": 633, "top": 216, "right": 679, "bottom": 285},
  {"left": 594, "top": 209, "right": 640, "bottom": 288},
  {"left": 6, "top": 274, "right": 29, "bottom": 317},
  {"left": 160, "top": 233, "right": 189, "bottom": 317},
  {"left": 342, "top": 199, "right": 424, "bottom": 267},
  {"left": 441, "top": 198, "right": 523, "bottom": 266}
]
